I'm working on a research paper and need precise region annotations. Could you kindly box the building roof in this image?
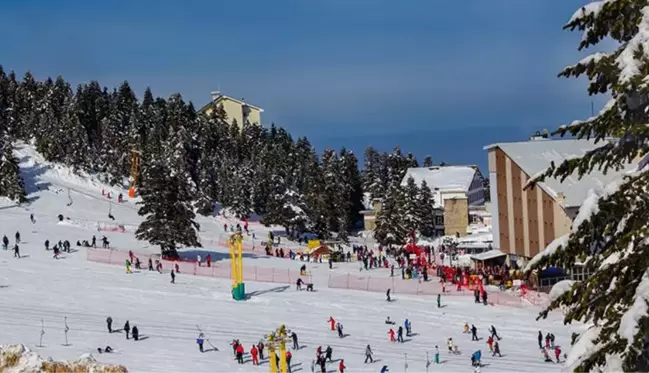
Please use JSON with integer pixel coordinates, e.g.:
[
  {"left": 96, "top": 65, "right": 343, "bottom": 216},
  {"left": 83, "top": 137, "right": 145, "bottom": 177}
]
[
  {"left": 401, "top": 166, "right": 478, "bottom": 192},
  {"left": 484, "top": 138, "right": 634, "bottom": 208},
  {"left": 471, "top": 250, "right": 506, "bottom": 261},
  {"left": 198, "top": 92, "right": 264, "bottom": 113}
]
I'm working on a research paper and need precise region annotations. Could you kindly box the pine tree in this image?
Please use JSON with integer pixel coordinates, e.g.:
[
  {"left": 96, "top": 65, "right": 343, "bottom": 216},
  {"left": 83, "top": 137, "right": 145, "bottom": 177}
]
[
  {"left": 417, "top": 180, "right": 436, "bottom": 237},
  {"left": 423, "top": 155, "right": 433, "bottom": 168},
  {"left": 0, "top": 139, "right": 27, "bottom": 203},
  {"left": 402, "top": 176, "right": 421, "bottom": 234},
  {"left": 374, "top": 184, "right": 407, "bottom": 246},
  {"left": 135, "top": 130, "right": 201, "bottom": 257},
  {"left": 525, "top": 1, "right": 649, "bottom": 371}
]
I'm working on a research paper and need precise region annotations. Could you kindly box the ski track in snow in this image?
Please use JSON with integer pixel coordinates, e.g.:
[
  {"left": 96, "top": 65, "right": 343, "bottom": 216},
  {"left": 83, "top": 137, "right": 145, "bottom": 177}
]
[{"left": 0, "top": 144, "right": 583, "bottom": 372}]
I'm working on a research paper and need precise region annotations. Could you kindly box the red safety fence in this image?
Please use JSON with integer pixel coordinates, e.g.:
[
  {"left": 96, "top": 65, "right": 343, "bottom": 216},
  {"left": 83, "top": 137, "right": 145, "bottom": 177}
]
[
  {"left": 521, "top": 289, "right": 550, "bottom": 308},
  {"left": 327, "top": 273, "right": 525, "bottom": 307},
  {"left": 87, "top": 248, "right": 312, "bottom": 285},
  {"left": 87, "top": 249, "right": 528, "bottom": 307}
]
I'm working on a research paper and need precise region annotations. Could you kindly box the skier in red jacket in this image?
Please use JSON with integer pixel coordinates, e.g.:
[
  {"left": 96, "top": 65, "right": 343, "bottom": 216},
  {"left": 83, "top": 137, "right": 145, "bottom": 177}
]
[
  {"left": 328, "top": 317, "right": 336, "bottom": 331},
  {"left": 388, "top": 329, "right": 396, "bottom": 342},
  {"left": 250, "top": 345, "right": 259, "bottom": 365},
  {"left": 338, "top": 359, "right": 346, "bottom": 373}
]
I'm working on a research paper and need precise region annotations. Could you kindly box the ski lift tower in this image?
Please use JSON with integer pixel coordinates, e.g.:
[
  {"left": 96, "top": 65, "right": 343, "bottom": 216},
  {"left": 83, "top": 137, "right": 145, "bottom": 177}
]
[{"left": 128, "top": 149, "right": 141, "bottom": 198}]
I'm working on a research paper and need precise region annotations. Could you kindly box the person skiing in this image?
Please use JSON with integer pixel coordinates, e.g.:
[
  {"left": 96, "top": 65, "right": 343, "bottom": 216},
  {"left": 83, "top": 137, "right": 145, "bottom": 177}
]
[
  {"left": 337, "top": 322, "right": 344, "bottom": 338},
  {"left": 554, "top": 345, "right": 562, "bottom": 363},
  {"left": 286, "top": 350, "right": 293, "bottom": 373},
  {"left": 489, "top": 325, "right": 501, "bottom": 340},
  {"left": 171, "top": 269, "right": 176, "bottom": 284},
  {"left": 380, "top": 366, "right": 389, "bottom": 373},
  {"left": 492, "top": 341, "right": 501, "bottom": 357},
  {"left": 447, "top": 338, "right": 455, "bottom": 353},
  {"left": 325, "top": 345, "right": 332, "bottom": 362},
  {"left": 15, "top": 231, "right": 20, "bottom": 244},
  {"left": 397, "top": 326, "right": 404, "bottom": 343},
  {"left": 338, "top": 359, "right": 346, "bottom": 373},
  {"left": 538, "top": 331, "right": 543, "bottom": 349},
  {"left": 106, "top": 316, "right": 113, "bottom": 333},
  {"left": 487, "top": 336, "right": 494, "bottom": 352},
  {"left": 13, "top": 244, "right": 20, "bottom": 258},
  {"left": 53, "top": 245, "right": 59, "bottom": 259},
  {"left": 386, "top": 289, "right": 391, "bottom": 302},
  {"left": 464, "top": 322, "right": 470, "bottom": 333},
  {"left": 471, "top": 350, "right": 481, "bottom": 367},
  {"left": 197, "top": 333, "right": 204, "bottom": 352},
  {"left": 30, "top": 213, "right": 35, "bottom": 224},
  {"left": 291, "top": 331, "right": 299, "bottom": 350},
  {"left": 236, "top": 343, "right": 244, "bottom": 364},
  {"left": 405, "top": 319, "right": 411, "bottom": 336},
  {"left": 132, "top": 325, "right": 139, "bottom": 341},
  {"left": 125, "top": 259, "right": 132, "bottom": 274},
  {"left": 437, "top": 294, "right": 442, "bottom": 308},
  {"left": 471, "top": 325, "right": 478, "bottom": 341},
  {"left": 388, "top": 328, "right": 396, "bottom": 342},
  {"left": 542, "top": 348, "right": 553, "bottom": 362},
  {"left": 328, "top": 316, "right": 336, "bottom": 331},
  {"left": 2, "top": 235, "right": 8, "bottom": 250},
  {"left": 258, "top": 341, "right": 265, "bottom": 360},
  {"left": 434, "top": 345, "right": 440, "bottom": 364},
  {"left": 364, "top": 344, "right": 373, "bottom": 363},
  {"left": 124, "top": 321, "right": 130, "bottom": 339},
  {"left": 297, "top": 278, "right": 304, "bottom": 291},
  {"left": 251, "top": 345, "right": 259, "bottom": 365}
]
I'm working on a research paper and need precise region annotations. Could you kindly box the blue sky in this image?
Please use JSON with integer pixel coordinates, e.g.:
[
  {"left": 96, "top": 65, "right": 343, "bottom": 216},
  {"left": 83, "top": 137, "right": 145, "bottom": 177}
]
[{"left": 0, "top": 0, "right": 609, "bottom": 171}]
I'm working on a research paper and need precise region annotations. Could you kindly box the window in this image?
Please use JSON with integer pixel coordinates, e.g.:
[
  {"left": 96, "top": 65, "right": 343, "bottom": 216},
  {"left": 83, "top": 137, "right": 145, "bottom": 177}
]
[{"left": 435, "top": 216, "right": 444, "bottom": 225}]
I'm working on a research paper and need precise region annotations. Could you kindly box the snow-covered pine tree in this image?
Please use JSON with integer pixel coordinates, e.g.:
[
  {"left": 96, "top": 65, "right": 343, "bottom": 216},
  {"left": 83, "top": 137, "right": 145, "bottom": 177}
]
[
  {"left": 16, "top": 71, "right": 42, "bottom": 140},
  {"left": 229, "top": 163, "right": 254, "bottom": 219},
  {"left": 0, "top": 67, "right": 8, "bottom": 136},
  {"left": 60, "top": 94, "right": 89, "bottom": 170},
  {"left": 338, "top": 148, "right": 364, "bottom": 232},
  {"left": 374, "top": 184, "right": 407, "bottom": 246},
  {"left": 402, "top": 176, "right": 421, "bottom": 234},
  {"left": 417, "top": 180, "right": 436, "bottom": 238},
  {"left": 525, "top": 1, "right": 649, "bottom": 371},
  {"left": 135, "top": 128, "right": 201, "bottom": 257},
  {"left": 321, "top": 149, "right": 346, "bottom": 237},
  {"left": 0, "top": 139, "right": 27, "bottom": 203},
  {"left": 363, "top": 146, "right": 383, "bottom": 200},
  {"left": 423, "top": 155, "right": 433, "bottom": 168}
]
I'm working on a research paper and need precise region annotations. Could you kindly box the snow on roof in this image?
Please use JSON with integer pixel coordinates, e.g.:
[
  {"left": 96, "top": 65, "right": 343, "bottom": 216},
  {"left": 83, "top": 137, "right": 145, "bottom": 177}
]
[
  {"left": 401, "top": 166, "right": 477, "bottom": 192},
  {"left": 484, "top": 138, "right": 634, "bottom": 208},
  {"left": 471, "top": 250, "right": 506, "bottom": 261}
]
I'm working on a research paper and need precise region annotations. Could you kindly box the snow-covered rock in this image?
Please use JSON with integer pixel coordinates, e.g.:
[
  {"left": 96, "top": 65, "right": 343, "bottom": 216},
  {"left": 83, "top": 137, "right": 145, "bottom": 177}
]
[{"left": 0, "top": 344, "right": 128, "bottom": 373}]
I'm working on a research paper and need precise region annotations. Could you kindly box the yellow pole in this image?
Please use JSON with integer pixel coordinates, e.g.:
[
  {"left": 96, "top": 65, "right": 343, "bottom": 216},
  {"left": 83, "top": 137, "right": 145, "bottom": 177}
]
[
  {"left": 279, "top": 340, "right": 287, "bottom": 373},
  {"left": 229, "top": 237, "right": 237, "bottom": 287},
  {"left": 237, "top": 234, "right": 244, "bottom": 284},
  {"left": 269, "top": 346, "right": 277, "bottom": 373}
]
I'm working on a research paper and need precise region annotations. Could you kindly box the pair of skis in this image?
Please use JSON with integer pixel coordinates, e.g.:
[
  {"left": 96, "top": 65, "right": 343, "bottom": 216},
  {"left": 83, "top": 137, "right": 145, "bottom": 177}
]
[{"left": 196, "top": 325, "right": 218, "bottom": 352}]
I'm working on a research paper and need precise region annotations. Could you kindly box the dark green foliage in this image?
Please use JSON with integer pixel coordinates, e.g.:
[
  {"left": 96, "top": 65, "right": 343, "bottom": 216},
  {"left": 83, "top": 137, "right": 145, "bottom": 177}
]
[
  {"left": 526, "top": 1, "right": 649, "bottom": 370},
  {"left": 0, "top": 140, "right": 27, "bottom": 203}
]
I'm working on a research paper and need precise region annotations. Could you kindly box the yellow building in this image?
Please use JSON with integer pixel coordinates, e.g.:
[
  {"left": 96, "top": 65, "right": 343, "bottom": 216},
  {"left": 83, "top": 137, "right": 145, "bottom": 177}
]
[{"left": 199, "top": 91, "right": 263, "bottom": 127}]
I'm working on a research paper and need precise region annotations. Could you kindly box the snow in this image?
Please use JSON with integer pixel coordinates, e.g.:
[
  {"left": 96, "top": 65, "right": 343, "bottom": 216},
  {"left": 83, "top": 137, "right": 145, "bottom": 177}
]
[
  {"left": 617, "top": 6, "right": 649, "bottom": 84},
  {"left": 548, "top": 280, "right": 575, "bottom": 303},
  {"left": 0, "top": 344, "right": 127, "bottom": 373},
  {"left": 568, "top": 0, "right": 610, "bottom": 24},
  {"left": 401, "top": 166, "right": 477, "bottom": 192},
  {"left": 618, "top": 269, "right": 649, "bottom": 354},
  {"left": 524, "top": 234, "right": 570, "bottom": 273},
  {"left": 0, "top": 143, "right": 583, "bottom": 372}
]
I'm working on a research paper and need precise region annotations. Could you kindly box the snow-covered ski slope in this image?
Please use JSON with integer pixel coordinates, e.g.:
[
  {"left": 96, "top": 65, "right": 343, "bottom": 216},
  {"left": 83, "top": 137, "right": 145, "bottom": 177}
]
[{"left": 0, "top": 143, "right": 583, "bottom": 372}]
